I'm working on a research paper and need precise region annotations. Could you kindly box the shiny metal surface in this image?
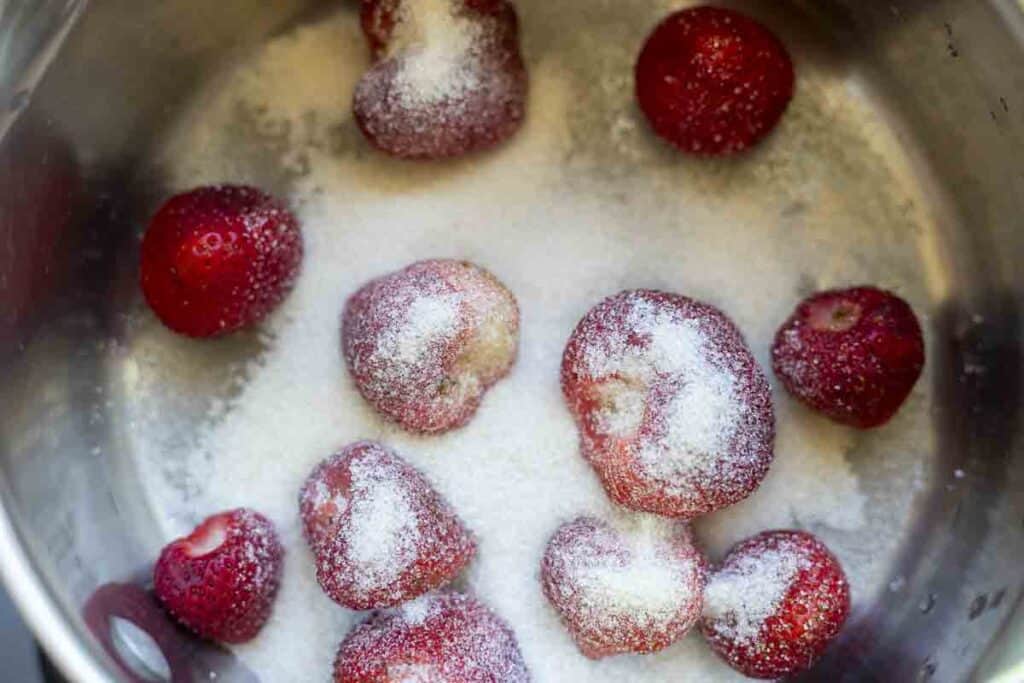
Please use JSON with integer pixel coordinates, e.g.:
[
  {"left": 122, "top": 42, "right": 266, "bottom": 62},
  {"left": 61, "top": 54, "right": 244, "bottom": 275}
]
[
  {"left": 0, "top": 582, "right": 46, "bottom": 682},
  {"left": 1, "top": 1, "right": 1023, "bottom": 681}
]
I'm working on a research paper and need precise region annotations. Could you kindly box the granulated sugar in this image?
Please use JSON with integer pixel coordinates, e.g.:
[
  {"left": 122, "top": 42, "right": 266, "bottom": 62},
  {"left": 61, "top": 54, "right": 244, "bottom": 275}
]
[
  {"left": 657, "top": 376, "right": 740, "bottom": 471},
  {"left": 344, "top": 457, "right": 420, "bottom": 592},
  {"left": 356, "top": 279, "right": 464, "bottom": 389},
  {"left": 387, "top": 0, "right": 484, "bottom": 108},
  {"left": 399, "top": 593, "right": 438, "bottom": 626},
  {"left": 587, "top": 301, "right": 745, "bottom": 481},
  {"left": 546, "top": 515, "right": 702, "bottom": 633},
  {"left": 125, "top": 3, "right": 938, "bottom": 682},
  {"left": 579, "top": 549, "right": 686, "bottom": 625},
  {"left": 378, "top": 293, "right": 462, "bottom": 366},
  {"left": 587, "top": 306, "right": 744, "bottom": 456},
  {"left": 703, "top": 547, "right": 806, "bottom": 644}
]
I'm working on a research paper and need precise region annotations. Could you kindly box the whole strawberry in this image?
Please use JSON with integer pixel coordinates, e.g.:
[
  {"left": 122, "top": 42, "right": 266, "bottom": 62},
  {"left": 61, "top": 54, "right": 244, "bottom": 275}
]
[
  {"left": 140, "top": 185, "right": 302, "bottom": 338},
  {"left": 299, "top": 441, "right": 476, "bottom": 609},
  {"left": 561, "top": 290, "right": 774, "bottom": 519},
  {"left": 354, "top": 0, "right": 528, "bottom": 160},
  {"left": 153, "top": 508, "right": 283, "bottom": 644},
  {"left": 772, "top": 286, "right": 925, "bottom": 428},
  {"left": 334, "top": 591, "right": 529, "bottom": 682},
  {"left": 635, "top": 6, "right": 795, "bottom": 156},
  {"left": 701, "top": 530, "right": 850, "bottom": 680},
  {"left": 541, "top": 515, "right": 707, "bottom": 658},
  {"left": 343, "top": 259, "right": 519, "bottom": 434}
]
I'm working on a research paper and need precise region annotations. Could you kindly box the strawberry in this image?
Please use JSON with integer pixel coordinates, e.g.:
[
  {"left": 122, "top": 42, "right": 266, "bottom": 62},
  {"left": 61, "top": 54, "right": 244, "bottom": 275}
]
[
  {"left": 701, "top": 530, "right": 850, "bottom": 679},
  {"left": 772, "top": 286, "right": 925, "bottom": 428},
  {"left": 299, "top": 441, "right": 476, "bottom": 609},
  {"left": 139, "top": 185, "right": 302, "bottom": 338},
  {"left": 360, "top": 0, "right": 400, "bottom": 57},
  {"left": 561, "top": 290, "right": 774, "bottom": 519},
  {"left": 343, "top": 259, "right": 519, "bottom": 434},
  {"left": 541, "top": 515, "right": 707, "bottom": 659},
  {"left": 354, "top": 0, "right": 528, "bottom": 159},
  {"left": 635, "top": 6, "right": 795, "bottom": 156},
  {"left": 334, "top": 591, "right": 530, "bottom": 682},
  {"left": 153, "top": 508, "right": 283, "bottom": 644}
]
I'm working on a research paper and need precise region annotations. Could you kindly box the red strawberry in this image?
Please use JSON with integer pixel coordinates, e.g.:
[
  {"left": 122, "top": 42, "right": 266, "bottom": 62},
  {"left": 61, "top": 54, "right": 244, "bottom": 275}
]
[
  {"left": 701, "top": 530, "right": 850, "bottom": 679},
  {"left": 140, "top": 185, "right": 302, "bottom": 338},
  {"left": 334, "top": 591, "right": 529, "bottom": 682},
  {"left": 299, "top": 441, "right": 476, "bottom": 609},
  {"left": 153, "top": 508, "right": 283, "bottom": 644},
  {"left": 541, "top": 515, "right": 707, "bottom": 659},
  {"left": 353, "top": 0, "right": 528, "bottom": 159},
  {"left": 561, "top": 290, "right": 774, "bottom": 519},
  {"left": 343, "top": 259, "right": 519, "bottom": 434},
  {"left": 360, "top": 0, "right": 400, "bottom": 57},
  {"left": 635, "top": 6, "right": 795, "bottom": 156},
  {"left": 772, "top": 286, "right": 925, "bottom": 428}
]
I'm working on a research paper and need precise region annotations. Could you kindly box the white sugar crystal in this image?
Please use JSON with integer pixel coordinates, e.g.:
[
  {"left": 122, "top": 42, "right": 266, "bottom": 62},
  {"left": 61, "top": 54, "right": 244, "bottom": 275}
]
[
  {"left": 400, "top": 594, "right": 437, "bottom": 626},
  {"left": 581, "top": 296, "right": 747, "bottom": 486},
  {"left": 703, "top": 548, "right": 806, "bottom": 644},
  {"left": 596, "top": 381, "right": 645, "bottom": 436},
  {"left": 641, "top": 366, "right": 741, "bottom": 480},
  {"left": 375, "top": 292, "right": 462, "bottom": 366},
  {"left": 660, "top": 372, "right": 739, "bottom": 458},
  {"left": 345, "top": 456, "right": 420, "bottom": 591},
  {"left": 571, "top": 517, "right": 695, "bottom": 629},
  {"left": 387, "top": 0, "right": 486, "bottom": 108},
  {"left": 389, "top": 663, "right": 443, "bottom": 682}
]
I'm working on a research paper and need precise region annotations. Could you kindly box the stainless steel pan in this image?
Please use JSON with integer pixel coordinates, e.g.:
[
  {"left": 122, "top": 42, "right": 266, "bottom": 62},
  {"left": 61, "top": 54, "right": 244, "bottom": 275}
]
[{"left": 1, "top": 1, "right": 1023, "bottom": 681}]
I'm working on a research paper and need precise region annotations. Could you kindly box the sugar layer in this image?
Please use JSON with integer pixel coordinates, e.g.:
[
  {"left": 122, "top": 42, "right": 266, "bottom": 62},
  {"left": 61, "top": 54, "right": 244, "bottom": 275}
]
[
  {"left": 703, "top": 547, "right": 806, "bottom": 645},
  {"left": 388, "top": 0, "right": 484, "bottom": 108},
  {"left": 124, "top": 4, "right": 938, "bottom": 682},
  {"left": 344, "top": 452, "right": 421, "bottom": 593}
]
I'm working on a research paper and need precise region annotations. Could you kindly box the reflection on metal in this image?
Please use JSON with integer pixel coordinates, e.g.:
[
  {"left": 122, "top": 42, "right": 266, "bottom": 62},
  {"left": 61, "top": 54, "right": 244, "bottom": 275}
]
[
  {"left": 0, "top": 1, "right": 1023, "bottom": 682},
  {"left": 109, "top": 617, "right": 171, "bottom": 683},
  {"left": 0, "top": 1, "right": 85, "bottom": 140}
]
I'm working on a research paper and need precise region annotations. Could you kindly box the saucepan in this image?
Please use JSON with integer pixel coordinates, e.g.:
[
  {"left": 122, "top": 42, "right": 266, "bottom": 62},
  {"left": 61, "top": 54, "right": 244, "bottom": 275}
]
[{"left": 1, "top": 0, "right": 1023, "bottom": 681}]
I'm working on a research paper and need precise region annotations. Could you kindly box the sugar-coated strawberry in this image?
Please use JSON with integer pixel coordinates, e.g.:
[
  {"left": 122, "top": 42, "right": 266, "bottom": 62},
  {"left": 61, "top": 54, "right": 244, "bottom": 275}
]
[
  {"left": 360, "top": 0, "right": 400, "bottom": 57},
  {"left": 333, "top": 591, "right": 530, "bottom": 682},
  {"left": 701, "top": 530, "right": 850, "bottom": 679},
  {"left": 354, "top": 0, "right": 528, "bottom": 159},
  {"left": 153, "top": 508, "right": 283, "bottom": 644},
  {"left": 299, "top": 441, "right": 476, "bottom": 609},
  {"left": 561, "top": 290, "right": 774, "bottom": 519},
  {"left": 772, "top": 286, "right": 925, "bottom": 428},
  {"left": 140, "top": 185, "right": 302, "bottom": 338},
  {"left": 343, "top": 259, "right": 519, "bottom": 434},
  {"left": 635, "top": 6, "right": 795, "bottom": 156},
  {"left": 541, "top": 515, "right": 707, "bottom": 659}
]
